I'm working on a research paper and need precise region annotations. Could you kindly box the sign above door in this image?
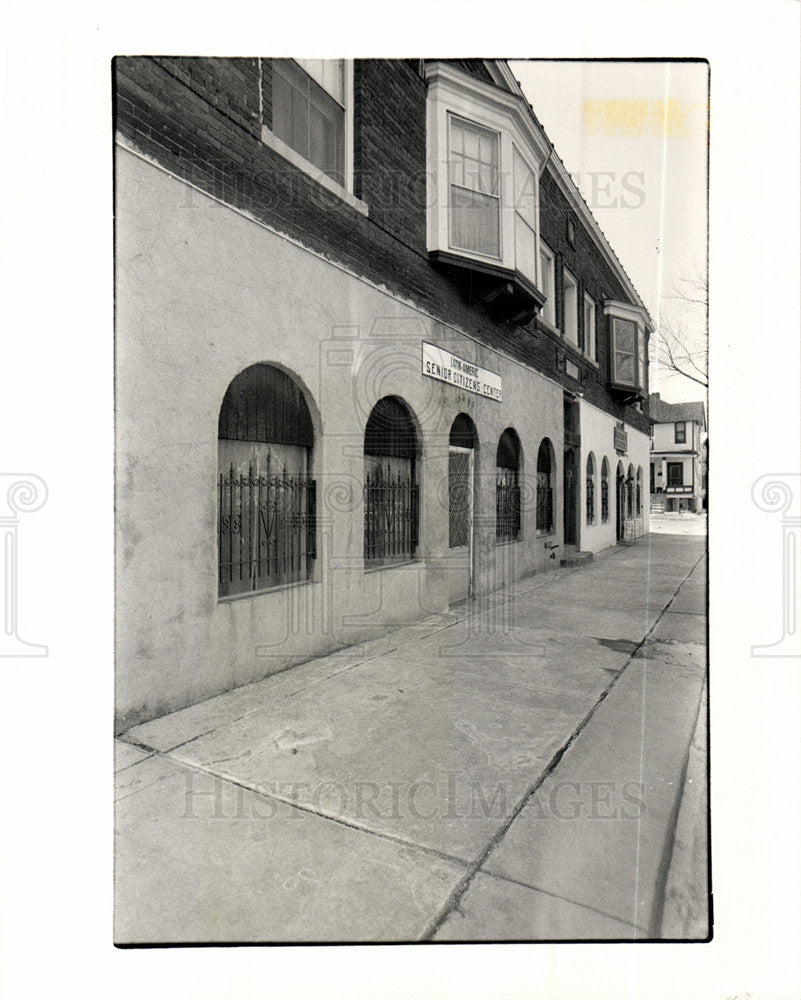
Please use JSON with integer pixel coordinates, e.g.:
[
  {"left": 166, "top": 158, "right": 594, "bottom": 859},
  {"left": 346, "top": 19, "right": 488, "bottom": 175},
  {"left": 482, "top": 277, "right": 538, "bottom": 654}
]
[{"left": 422, "top": 342, "right": 502, "bottom": 402}]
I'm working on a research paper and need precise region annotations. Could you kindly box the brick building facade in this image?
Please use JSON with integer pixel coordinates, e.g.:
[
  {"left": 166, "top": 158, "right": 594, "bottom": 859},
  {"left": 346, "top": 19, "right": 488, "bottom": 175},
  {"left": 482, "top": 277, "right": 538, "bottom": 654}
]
[{"left": 114, "top": 58, "right": 653, "bottom": 730}]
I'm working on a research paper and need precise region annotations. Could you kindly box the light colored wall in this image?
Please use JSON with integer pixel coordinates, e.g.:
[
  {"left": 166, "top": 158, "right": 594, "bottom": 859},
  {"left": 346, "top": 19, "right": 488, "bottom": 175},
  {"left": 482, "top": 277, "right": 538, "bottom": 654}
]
[
  {"left": 652, "top": 420, "right": 696, "bottom": 454},
  {"left": 116, "top": 147, "right": 568, "bottom": 730},
  {"left": 578, "top": 400, "right": 650, "bottom": 553}
]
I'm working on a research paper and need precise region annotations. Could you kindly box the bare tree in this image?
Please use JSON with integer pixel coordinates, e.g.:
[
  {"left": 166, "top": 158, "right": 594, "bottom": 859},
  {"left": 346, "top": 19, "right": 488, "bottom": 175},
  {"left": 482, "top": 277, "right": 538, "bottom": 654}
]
[{"left": 653, "top": 265, "right": 708, "bottom": 389}]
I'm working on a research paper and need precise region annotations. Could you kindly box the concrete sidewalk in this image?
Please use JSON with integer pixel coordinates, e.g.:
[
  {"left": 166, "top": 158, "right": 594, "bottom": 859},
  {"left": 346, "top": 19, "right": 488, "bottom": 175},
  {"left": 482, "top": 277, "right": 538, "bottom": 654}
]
[{"left": 115, "top": 532, "right": 708, "bottom": 943}]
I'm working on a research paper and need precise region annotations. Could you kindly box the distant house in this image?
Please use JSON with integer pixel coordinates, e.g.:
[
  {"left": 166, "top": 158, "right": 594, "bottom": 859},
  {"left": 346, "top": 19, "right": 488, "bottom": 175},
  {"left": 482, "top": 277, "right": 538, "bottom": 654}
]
[{"left": 648, "top": 393, "right": 706, "bottom": 512}]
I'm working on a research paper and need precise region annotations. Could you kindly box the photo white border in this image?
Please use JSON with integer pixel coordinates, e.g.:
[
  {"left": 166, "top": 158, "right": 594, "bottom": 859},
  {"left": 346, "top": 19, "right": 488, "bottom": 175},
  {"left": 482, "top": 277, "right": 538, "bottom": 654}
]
[{"left": 0, "top": 2, "right": 798, "bottom": 999}]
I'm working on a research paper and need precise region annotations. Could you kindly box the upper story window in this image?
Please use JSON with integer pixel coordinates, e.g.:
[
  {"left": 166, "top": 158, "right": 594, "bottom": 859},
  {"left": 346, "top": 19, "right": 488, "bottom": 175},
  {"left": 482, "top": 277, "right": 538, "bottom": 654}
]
[
  {"left": 425, "top": 62, "right": 550, "bottom": 312},
  {"left": 540, "top": 241, "right": 556, "bottom": 326},
  {"left": 563, "top": 267, "right": 578, "bottom": 346},
  {"left": 262, "top": 59, "right": 364, "bottom": 213},
  {"left": 272, "top": 59, "right": 345, "bottom": 186},
  {"left": 604, "top": 301, "right": 650, "bottom": 398},
  {"left": 675, "top": 421, "right": 686, "bottom": 444},
  {"left": 584, "top": 293, "right": 596, "bottom": 361},
  {"left": 448, "top": 116, "right": 500, "bottom": 257}
]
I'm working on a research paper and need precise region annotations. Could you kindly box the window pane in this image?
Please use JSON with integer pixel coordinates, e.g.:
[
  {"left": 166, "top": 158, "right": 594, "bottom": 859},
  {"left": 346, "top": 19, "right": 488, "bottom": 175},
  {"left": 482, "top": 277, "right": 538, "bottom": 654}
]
[
  {"left": 564, "top": 271, "right": 578, "bottom": 344},
  {"left": 450, "top": 120, "right": 464, "bottom": 155},
  {"left": 450, "top": 186, "right": 500, "bottom": 256},
  {"left": 295, "top": 59, "right": 344, "bottom": 105},
  {"left": 613, "top": 318, "right": 636, "bottom": 384},
  {"left": 463, "top": 125, "right": 479, "bottom": 160},
  {"left": 515, "top": 216, "right": 537, "bottom": 284},
  {"left": 584, "top": 297, "right": 595, "bottom": 358},
  {"left": 637, "top": 327, "right": 645, "bottom": 387},
  {"left": 513, "top": 148, "right": 536, "bottom": 226},
  {"left": 615, "top": 350, "right": 635, "bottom": 383},
  {"left": 272, "top": 59, "right": 345, "bottom": 184},
  {"left": 540, "top": 243, "right": 555, "bottom": 323},
  {"left": 450, "top": 118, "right": 499, "bottom": 196}
]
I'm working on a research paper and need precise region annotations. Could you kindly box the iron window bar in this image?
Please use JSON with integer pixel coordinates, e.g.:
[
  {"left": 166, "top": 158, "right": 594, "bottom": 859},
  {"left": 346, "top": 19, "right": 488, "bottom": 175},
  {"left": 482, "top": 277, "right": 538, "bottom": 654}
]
[{"left": 218, "top": 461, "right": 316, "bottom": 597}]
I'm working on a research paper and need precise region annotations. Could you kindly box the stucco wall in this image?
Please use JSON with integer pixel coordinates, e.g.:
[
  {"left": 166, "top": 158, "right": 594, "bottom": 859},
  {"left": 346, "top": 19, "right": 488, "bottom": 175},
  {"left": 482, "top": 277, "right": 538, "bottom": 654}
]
[
  {"left": 578, "top": 400, "right": 650, "bottom": 553},
  {"left": 116, "top": 148, "right": 569, "bottom": 730},
  {"left": 652, "top": 421, "right": 697, "bottom": 453}
]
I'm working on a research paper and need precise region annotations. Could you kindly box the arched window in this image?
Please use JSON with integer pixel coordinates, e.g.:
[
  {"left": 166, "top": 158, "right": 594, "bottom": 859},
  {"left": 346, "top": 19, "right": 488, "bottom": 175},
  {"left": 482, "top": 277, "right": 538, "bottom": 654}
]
[
  {"left": 218, "top": 363, "right": 315, "bottom": 597},
  {"left": 496, "top": 428, "right": 522, "bottom": 542},
  {"left": 536, "top": 439, "right": 555, "bottom": 533},
  {"left": 626, "top": 464, "right": 635, "bottom": 518},
  {"left": 364, "top": 396, "right": 419, "bottom": 565},
  {"left": 636, "top": 467, "right": 643, "bottom": 515},
  {"left": 601, "top": 457, "right": 610, "bottom": 523},
  {"left": 586, "top": 453, "right": 596, "bottom": 524}
]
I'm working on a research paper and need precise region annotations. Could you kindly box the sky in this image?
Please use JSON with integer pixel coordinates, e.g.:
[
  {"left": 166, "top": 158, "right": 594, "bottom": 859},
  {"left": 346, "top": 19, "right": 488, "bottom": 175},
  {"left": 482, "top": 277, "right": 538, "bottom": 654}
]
[{"left": 511, "top": 60, "right": 709, "bottom": 404}]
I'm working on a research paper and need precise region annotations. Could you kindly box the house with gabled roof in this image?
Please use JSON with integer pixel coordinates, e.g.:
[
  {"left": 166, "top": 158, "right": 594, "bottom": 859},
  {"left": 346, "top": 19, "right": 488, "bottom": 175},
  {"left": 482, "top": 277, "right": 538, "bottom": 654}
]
[{"left": 648, "top": 393, "right": 706, "bottom": 512}]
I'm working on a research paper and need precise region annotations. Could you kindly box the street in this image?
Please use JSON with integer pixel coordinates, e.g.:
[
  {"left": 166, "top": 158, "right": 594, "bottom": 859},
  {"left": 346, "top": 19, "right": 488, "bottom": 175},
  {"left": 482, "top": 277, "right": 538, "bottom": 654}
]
[{"left": 115, "top": 529, "right": 707, "bottom": 943}]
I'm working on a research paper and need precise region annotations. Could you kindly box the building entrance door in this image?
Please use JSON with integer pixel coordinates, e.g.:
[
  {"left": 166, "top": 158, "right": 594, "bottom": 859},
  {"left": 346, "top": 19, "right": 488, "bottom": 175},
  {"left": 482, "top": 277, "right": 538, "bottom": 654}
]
[
  {"left": 448, "top": 445, "right": 474, "bottom": 603},
  {"left": 563, "top": 447, "right": 577, "bottom": 546},
  {"left": 616, "top": 466, "right": 625, "bottom": 541}
]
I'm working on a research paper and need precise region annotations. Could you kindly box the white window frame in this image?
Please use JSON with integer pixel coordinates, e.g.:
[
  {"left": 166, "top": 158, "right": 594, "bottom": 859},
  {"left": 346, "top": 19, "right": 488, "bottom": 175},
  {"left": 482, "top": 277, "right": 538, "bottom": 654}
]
[
  {"left": 540, "top": 240, "right": 556, "bottom": 327},
  {"left": 260, "top": 58, "right": 366, "bottom": 215},
  {"left": 563, "top": 266, "right": 578, "bottom": 346},
  {"left": 512, "top": 144, "right": 540, "bottom": 288},
  {"left": 425, "top": 61, "right": 550, "bottom": 279},
  {"left": 447, "top": 114, "right": 502, "bottom": 260},
  {"left": 604, "top": 300, "right": 650, "bottom": 392},
  {"left": 583, "top": 292, "right": 596, "bottom": 362}
]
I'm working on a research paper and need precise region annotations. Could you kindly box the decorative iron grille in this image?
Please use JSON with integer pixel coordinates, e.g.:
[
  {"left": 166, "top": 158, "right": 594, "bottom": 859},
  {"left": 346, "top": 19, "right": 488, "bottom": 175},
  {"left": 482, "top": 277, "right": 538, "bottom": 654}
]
[
  {"left": 364, "top": 464, "right": 418, "bottom": 564},
  {"left": 218, "top": 463, "right": 316, "bottom": 597},
  {"left": 627, "top": 474, "right": 634, "bottom": 517},
  {"left": 449, "top": 451, "right": 471, "bottom": 549},
  {"left": 601, "top": 477, "right": 609, "bottom": 522},
  {"left": 586, "top": 475, "right": 595, "bottom": 523},
  {"left": 496, "top": 469, "right": 521, "bottom": 541},
  {"left": 536, "top": 473, "right": 553, "bottom": 532}
]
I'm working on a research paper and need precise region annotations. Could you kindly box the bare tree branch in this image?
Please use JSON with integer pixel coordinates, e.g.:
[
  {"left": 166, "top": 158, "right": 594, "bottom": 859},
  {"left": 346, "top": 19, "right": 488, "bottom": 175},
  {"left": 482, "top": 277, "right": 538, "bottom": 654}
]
[{"left": 653, "top": 268, "right": 708, "bottom": 389}]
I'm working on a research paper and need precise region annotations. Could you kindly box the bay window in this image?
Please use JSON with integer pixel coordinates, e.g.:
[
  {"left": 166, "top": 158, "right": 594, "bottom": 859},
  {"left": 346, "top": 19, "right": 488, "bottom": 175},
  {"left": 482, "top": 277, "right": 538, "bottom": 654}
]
[
  {"left": 605, "top": 301, "right": 650, "bottom": 397},
  {"left": 425, "top": 61, "right": 550, "bottom": 317}
]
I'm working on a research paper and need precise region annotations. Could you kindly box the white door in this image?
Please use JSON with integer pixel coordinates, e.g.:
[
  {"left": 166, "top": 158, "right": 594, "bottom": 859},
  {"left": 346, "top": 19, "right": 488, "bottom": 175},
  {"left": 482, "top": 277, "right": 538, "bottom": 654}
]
[{"left": 448, "top": 445, "right": 474, "bottom": 603}]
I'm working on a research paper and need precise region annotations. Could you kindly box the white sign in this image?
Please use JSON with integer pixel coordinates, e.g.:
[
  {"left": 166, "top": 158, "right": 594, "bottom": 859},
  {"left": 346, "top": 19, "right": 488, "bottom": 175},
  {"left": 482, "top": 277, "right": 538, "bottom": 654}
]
[{"left": 421, "top": 342, "right": 503, "bottom": 402}]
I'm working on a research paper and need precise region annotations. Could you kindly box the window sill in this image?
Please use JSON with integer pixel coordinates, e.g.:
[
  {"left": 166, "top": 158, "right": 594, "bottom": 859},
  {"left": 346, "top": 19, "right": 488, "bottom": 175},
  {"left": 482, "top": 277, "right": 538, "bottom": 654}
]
[
  {"left": 260, "top": 127, "right": 368, "bottom": 216},
  {"left": 537, "top": 316, "right": 560, "bottom": 338},
  {"left": 495, "top": 536, "right": 522, "bottom": 546},
  {"left": 217, "top": 576, "right": 316, "bottom": 604}
]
